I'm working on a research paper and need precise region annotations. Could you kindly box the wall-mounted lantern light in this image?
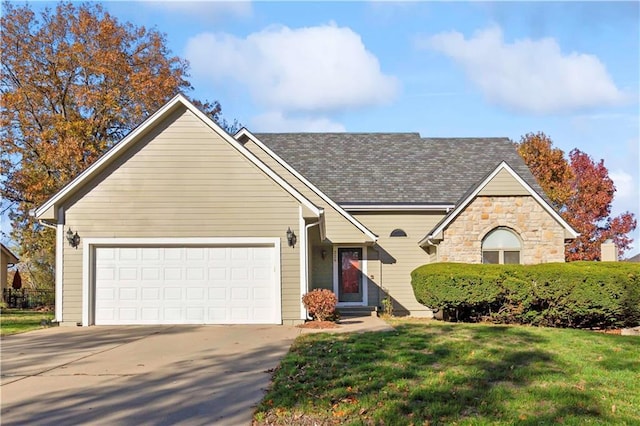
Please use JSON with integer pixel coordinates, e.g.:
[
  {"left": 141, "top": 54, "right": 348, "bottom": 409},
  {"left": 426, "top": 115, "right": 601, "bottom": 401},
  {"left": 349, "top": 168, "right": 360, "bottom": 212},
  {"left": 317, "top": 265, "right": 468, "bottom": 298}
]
[
  {"left": 66, "top": 228, "right": 80, "bottom": 249},
  {"left": 321, "top": 249, "right": 327, "bottom": 260},
  {"left": 286, "top": 227, "right": 297, "bottom": 248}
]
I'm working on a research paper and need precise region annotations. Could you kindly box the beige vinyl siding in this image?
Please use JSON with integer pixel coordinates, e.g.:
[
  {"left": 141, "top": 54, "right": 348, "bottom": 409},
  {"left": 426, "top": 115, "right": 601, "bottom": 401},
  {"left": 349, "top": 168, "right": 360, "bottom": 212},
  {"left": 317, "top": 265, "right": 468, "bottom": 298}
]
[
  {"left": 242, "top": 139, "right": 373, "bottom": 244},
  {"left": 308, "top": 227, "right": 333, "bottom": 291},
  {"left": 62, "top": 106, "right": 303, "bottom": 323},
  {"left": 479, "top": 168, "right": 529, "bottom": 196},
  {"left": 352, "top": 212, "right": 445, "bottom": 315},
  {"left": 1, "top": 248, "right": 17, "bottom": 289}
]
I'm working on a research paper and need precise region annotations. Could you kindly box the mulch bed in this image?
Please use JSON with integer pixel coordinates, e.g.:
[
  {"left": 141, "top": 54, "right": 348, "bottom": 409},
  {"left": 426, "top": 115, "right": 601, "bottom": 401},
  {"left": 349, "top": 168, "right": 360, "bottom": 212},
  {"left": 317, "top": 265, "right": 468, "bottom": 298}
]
[
  {"left": 296, "top": 320, "right": 340, "bottom": 329},
  {"left": 592, "top": 329, "right": 622, "bottom": 335}
]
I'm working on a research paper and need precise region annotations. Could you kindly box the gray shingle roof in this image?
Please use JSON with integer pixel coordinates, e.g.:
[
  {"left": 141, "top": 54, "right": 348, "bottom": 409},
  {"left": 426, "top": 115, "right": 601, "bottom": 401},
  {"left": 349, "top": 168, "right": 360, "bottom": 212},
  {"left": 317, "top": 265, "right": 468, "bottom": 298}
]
[{"left": 254, "top": 133, "right": 545, "bottom": 205}]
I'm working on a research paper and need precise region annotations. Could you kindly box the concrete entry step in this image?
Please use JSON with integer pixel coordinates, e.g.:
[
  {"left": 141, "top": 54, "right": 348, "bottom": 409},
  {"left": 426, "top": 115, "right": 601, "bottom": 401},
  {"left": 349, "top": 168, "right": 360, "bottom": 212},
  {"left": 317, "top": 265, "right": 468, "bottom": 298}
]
[{"left": 337, "top": 306, "right": 378, "bottom": 317}]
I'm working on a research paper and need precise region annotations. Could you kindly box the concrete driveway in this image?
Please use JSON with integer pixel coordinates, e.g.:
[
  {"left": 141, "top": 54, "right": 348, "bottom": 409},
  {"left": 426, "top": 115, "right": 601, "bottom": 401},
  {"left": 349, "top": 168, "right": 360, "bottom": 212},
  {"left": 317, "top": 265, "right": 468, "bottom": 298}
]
[{"left": 1, "top": 325, "right": 300, "bottom": 425}]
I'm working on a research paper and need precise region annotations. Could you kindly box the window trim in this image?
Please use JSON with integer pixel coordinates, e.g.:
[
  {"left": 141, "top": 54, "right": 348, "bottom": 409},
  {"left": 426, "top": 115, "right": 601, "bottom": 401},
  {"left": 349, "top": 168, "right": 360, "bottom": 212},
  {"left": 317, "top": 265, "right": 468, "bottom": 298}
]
[
  {"left": 481, "top": 227, "right": 522, "bottom": 265},
  {"left": 390, "top": 229, "right": 407, "bottom": 237}
]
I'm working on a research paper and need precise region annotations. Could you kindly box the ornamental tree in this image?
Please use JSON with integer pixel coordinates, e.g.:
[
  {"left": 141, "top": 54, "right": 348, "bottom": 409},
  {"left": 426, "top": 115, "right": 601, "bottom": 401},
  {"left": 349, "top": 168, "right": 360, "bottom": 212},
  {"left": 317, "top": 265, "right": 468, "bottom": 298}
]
[
  {"left": 0, "top": 1, "right": 231, "bottom": 288},
  {"left": 517, "top": 133, "right": 636, "bottom": 260}
]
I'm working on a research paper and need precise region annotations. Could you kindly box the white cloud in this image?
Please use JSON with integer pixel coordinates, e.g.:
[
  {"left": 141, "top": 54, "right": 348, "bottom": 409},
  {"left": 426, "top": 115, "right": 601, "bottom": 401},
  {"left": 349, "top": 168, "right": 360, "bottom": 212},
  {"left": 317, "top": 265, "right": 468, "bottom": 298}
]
[
  {"left": 251, "top": 111, "right": 346, "bottom": 132},
  {"left": 610, "top": 170, "right": 636, "bottom": 201},
  {"left": 185, "top": 23, "right": 398, "bottom": 113},
  {"left": 418, "top": 26, "right": 628, "bottom": 114},
  {"left": 143, "top": 1, "right": 252, "bottom": 21}
]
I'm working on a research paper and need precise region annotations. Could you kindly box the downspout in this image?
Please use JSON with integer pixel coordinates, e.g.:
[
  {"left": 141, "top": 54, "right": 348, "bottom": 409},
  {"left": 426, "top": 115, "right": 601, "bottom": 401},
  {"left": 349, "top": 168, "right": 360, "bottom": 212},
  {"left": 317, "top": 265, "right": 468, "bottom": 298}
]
[
  {"left": 34, "top": 213, "right": 63, "bottom": 324},
  {"left": 304, "top": 219, "right": 321, "bottom": 319},
  {"left": 372, "top": 244, "right": 382, "bottom": 309},
  {"left": 425, "top": 236, "right": 439, "bottom": 263}
]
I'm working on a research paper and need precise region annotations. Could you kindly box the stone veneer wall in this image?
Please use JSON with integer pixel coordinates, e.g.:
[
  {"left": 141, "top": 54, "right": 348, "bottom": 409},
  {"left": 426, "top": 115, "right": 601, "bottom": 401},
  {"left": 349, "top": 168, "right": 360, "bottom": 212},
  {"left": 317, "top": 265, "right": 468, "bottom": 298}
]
[{"left": 437, "top": 196, "right": 566, "bottom": 264}]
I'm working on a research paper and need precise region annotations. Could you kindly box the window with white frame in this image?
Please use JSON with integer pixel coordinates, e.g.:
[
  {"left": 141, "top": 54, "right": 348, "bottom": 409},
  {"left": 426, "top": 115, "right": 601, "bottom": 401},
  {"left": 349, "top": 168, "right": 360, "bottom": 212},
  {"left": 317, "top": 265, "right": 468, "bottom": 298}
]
[{"left": 482, "top": 227, "right": 521, "bottom": 264}]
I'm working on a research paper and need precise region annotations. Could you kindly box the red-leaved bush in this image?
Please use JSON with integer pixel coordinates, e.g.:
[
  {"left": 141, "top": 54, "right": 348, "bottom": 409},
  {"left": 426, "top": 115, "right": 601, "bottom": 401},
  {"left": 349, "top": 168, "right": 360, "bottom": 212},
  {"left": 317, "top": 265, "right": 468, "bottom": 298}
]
[{"left": 302, "top": 289, "right": 338, "bottom": 321}]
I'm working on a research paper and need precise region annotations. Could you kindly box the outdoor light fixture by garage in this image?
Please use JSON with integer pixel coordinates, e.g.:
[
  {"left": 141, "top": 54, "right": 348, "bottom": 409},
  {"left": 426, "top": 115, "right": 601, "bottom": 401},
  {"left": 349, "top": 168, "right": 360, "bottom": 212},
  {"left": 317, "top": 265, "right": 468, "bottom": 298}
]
[
  {"left": 66, "top": 228, "right": 80, "bottom": 249},
  {"left": 286, "top": 227, "right": 297, "bottom": 248}
]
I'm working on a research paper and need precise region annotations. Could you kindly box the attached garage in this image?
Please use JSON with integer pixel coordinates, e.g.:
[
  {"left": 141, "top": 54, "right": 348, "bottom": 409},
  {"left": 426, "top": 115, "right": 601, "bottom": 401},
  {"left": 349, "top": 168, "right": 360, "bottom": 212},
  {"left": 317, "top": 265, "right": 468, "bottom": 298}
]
[
  {"left": 85, "top": 239, "right": 281, "bottom": 325},
  {"left": 34, "top": 95, "right": 327, "bottom": 326}
]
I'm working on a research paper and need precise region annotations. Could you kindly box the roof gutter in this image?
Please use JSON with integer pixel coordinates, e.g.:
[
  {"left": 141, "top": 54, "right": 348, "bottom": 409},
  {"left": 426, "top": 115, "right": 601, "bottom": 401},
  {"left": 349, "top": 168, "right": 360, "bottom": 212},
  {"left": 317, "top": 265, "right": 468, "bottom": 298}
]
[
  {"left": 38, "top": 219, "right": 57, "bottom": 230},
  {"left": 29, "top": 209, "right": 57, "bottom": 231}
]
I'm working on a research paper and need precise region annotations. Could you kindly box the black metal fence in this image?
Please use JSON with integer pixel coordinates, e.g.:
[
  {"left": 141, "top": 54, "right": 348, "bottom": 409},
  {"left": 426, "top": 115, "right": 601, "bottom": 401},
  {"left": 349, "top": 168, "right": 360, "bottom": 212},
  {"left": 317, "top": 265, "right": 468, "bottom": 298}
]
[{"left": 2, "top": 288, "right": 54, "bottom": 309}]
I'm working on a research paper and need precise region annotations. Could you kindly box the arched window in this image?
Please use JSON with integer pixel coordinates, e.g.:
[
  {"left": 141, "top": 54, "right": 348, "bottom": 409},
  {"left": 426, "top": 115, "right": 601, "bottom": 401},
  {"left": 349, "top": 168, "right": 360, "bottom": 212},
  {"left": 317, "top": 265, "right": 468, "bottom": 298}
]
[
  {"left": 482, "top": 227, "right": 521, "bottom": 264},
  {"left": 390, "top": 229, "right": 407, "bottom": 237}
]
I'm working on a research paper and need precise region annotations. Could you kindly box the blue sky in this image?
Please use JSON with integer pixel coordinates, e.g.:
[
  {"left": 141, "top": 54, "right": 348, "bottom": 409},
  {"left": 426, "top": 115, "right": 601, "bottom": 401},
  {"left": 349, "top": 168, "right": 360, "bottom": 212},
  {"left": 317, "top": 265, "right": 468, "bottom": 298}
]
[{"left": 3, "top": 1, "right": 639, "bottom": 256}]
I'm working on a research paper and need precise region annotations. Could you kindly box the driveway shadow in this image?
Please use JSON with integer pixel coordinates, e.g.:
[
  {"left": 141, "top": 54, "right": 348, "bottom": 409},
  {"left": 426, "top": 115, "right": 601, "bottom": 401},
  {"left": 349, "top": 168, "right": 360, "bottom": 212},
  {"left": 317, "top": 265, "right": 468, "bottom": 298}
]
[{"left": 1, "top": 325, "right": 299, "bottom": 425}]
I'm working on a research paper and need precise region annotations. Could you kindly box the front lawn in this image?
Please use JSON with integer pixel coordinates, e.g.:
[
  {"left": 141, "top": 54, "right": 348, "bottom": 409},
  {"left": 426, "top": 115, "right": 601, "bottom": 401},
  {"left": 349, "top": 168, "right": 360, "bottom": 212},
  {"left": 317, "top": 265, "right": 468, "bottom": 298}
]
[
  {"left": 255, "top": 319, "right": 640, "bottom": 425},
  {"left": 0, "top": 308, "right": 54, "bottom": 336}
]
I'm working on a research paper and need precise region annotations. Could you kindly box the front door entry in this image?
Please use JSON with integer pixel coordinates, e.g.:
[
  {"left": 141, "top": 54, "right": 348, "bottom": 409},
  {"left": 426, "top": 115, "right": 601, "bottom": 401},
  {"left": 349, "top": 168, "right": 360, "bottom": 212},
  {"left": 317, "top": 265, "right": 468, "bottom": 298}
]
[{"left": 337, "top": 248, "right": 363, "bottom": 303}]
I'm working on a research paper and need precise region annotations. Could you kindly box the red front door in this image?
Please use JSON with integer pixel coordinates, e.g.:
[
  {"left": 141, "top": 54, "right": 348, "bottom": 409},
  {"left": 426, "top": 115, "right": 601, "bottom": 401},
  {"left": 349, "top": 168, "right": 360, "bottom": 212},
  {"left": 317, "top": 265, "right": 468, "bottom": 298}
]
[{"left": 337, "top": 248, "right": 363, "bottom": 303}]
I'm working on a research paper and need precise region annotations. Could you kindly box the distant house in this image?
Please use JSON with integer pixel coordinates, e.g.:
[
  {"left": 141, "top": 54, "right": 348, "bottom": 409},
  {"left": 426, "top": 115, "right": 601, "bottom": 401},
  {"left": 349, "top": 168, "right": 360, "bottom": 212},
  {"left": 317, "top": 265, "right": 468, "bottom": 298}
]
[
  {"left": 1, "top": 243, "right": 19, "bottom": 289},
  {"left": 33, "top": 94, "right": 577, "bottom": 326},
  {"left": 625, "top": 253, "right": 640, "bottom": 262}
]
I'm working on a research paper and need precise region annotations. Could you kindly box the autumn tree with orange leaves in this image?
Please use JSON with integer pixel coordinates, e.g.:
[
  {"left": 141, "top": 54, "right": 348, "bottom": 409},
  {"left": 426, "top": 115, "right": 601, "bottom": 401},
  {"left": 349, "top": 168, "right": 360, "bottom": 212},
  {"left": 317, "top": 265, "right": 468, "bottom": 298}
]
[
  {"left": 0, "top": 2, "right": 230, "bottom": 288},
  {"left": 517, "top": 132, "right": 636, "bottom": 261}
]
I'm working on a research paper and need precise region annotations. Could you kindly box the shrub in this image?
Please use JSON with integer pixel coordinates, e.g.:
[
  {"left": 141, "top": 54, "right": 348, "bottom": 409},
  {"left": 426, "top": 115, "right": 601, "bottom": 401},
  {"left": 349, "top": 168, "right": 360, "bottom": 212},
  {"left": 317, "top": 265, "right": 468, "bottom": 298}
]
[
  {"left": 302, "top": 289, "right": 338, "bottom": 322},
  {"left": 411, "top": 262, "right": 640, "bottom": 329},
  {"left": 381, "top": 293, "right": 394, "bottom": 317}
]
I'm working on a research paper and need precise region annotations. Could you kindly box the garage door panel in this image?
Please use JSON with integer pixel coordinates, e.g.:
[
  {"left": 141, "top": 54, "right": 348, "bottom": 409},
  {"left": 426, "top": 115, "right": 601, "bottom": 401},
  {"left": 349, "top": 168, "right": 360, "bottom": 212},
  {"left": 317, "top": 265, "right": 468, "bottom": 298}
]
[
  {"left": 118, "top": 308, "right": 137, "bottom": 321},
  {"left": 208, "top": 248, "right": 227, "bottom": 260},
  {"left": 142, "top": 248, "right": 161, "bottom": 260},
  {"left": 119, "top": 268, "right": 138, "bottom": 280},
  {"left": 141, "top": 307, "right": 160, "bottom": 321},
  {"left": 96, "top": 248, "right": 115, "bottom": 260},
  {"left": 164, "top": 307, "right": 181, "bottom": 321},
  {"left": 141, "top": 288, "right": 160, "bottom": 300},
  {"left": 164, "top": 268, "right": 182, "bottom": 280},
  {"left": 118, "top": 287, "right": 137, "bottom": 300},
  {"left": 231, "top": 287, "right": 249, "bottom": 300},
  {"left": 119, "top": 248, "right": 138, "bottom": 261},
  {"left": 253, "top": 287, "right": 270, "bottom": 300},
  {"left": 96, "top": 287, "right": 115, "bottom": 300},
  {"left": 164, "top": 287, "right": 181, "bottom": 299},
  {"left": 186, "top": 248, "right": 205, "bottom": 260},
  {"left": 164, "top": 248, "right": 182, "bottom": 261},
  {"left": 186, "top": 307, "right": 205, "bottom": 321},
  {"left": 186, "top": 287, "right": 205, "bottom": 300},
  {"left": 209, "top": 267, "right": 227, "bottom": 280},
  {"left": 208, "top": 308, "right": 226, "bottom": 321},
  {"left": 96, "top": 266, "right": 115, "bottom": 280},
  {"left": 186, "top": 267, "right": 205, "bottom": 280},
  {"left": 231, "top": 248, "right": 249, "bottom": 260},
  {"left": 208, "top": 288, "right": 226, "bottom": 300},
  {"left": 231, "top": 307, "right": 249, "bottom": 320},
  {"left": 141, "top": 268, "right": 160, "bottom": 280},
  {"left": 95, "top": 245, "right": 278, "bottom": 325}
]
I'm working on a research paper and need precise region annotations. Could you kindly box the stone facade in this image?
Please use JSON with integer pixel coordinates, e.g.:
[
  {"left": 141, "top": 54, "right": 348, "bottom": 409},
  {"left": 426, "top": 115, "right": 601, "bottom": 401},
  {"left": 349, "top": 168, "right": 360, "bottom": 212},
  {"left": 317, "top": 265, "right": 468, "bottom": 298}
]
[{"left": 437, "top": 196, "right": 566, "bottom": 264}]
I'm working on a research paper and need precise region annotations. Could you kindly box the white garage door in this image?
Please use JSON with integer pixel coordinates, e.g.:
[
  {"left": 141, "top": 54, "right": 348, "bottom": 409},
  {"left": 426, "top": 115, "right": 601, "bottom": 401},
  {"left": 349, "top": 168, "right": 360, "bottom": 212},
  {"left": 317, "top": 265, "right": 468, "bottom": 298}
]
[{"left": 94, "top": 245, "right": 279, "bottom": 325}]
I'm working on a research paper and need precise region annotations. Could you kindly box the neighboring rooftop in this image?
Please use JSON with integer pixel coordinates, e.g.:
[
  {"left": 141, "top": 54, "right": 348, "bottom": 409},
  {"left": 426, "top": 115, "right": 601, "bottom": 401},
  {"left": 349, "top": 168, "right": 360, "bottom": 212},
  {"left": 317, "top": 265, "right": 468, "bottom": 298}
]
[
  {"left": 625, "top": 253, "right": 640, "bottom": 262},
  {"left": 255, "top": 133, "right": 545, "bottom": 205},
  {"left": 1, "top": 243, "right": 19, "bottom": 264}
]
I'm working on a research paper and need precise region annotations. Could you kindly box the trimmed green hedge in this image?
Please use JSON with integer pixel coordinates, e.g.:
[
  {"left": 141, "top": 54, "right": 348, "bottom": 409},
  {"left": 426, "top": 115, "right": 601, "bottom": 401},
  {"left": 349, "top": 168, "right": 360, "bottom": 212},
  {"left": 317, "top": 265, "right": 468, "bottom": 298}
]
[{"left": 411, "top": 262, "right": 640, "bottom": 329}]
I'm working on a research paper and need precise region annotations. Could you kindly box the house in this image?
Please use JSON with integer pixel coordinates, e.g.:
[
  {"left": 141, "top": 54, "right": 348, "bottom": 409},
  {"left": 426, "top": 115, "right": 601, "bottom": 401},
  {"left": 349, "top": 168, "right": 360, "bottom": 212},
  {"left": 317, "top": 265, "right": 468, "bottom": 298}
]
[
  {"left": 625, "top": 253, "right": 640, "bottom": 262},
  {"left": 1, "top": 243, "right": 19, "bottom": 290},
  {"left": 33, "top": 95, "right": 577, "bottom": 326}
]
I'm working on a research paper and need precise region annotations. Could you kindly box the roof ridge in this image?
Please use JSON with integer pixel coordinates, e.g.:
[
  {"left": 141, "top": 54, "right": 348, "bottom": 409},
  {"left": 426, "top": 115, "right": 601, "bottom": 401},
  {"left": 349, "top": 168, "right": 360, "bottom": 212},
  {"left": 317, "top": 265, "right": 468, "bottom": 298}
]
[
  {"left": 421, "top": 137, "right": 512, "bottom": 140},
  {"left": 255, "top": 132, "right": 421, "bottom": 135}
]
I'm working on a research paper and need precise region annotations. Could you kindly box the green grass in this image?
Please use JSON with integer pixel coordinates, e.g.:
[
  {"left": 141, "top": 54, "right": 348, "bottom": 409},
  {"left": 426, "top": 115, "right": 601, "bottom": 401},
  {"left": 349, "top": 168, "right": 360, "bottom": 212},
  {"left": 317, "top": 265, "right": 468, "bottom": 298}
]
[
  {"left": 0, "top": 308, "right": 54, "bottom": 336},
  {"left": 255, "top": 319, "right": 640, "bottom": 425}
]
